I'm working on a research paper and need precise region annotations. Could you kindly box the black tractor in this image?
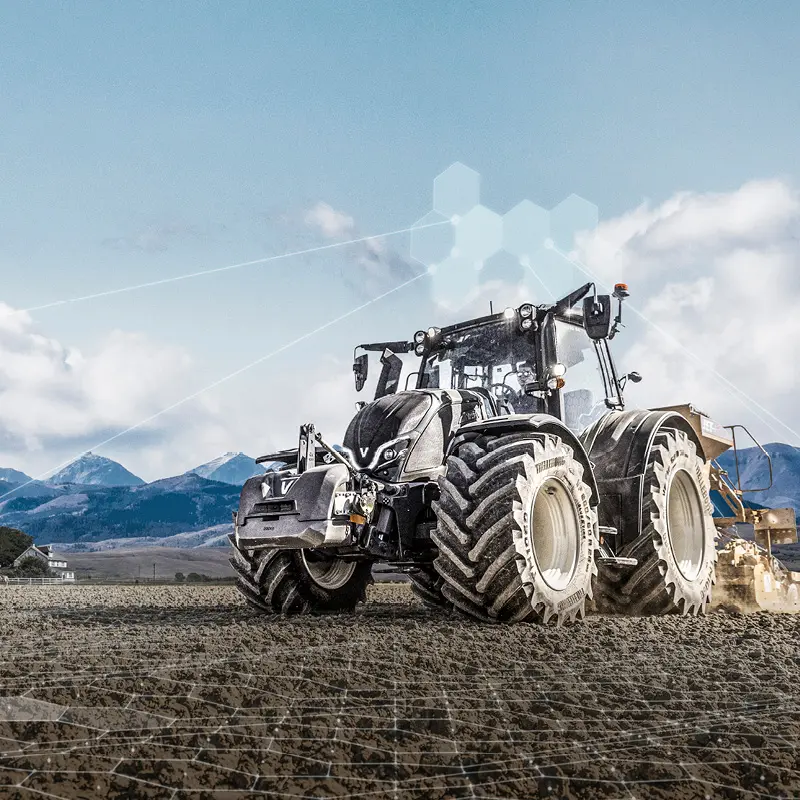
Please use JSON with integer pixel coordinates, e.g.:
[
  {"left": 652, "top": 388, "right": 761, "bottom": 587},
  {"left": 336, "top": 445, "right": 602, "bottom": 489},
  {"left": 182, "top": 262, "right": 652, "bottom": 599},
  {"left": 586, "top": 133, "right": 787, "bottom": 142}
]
[{"left": 230, "top": 282, "right": 718, "bottom": 624}]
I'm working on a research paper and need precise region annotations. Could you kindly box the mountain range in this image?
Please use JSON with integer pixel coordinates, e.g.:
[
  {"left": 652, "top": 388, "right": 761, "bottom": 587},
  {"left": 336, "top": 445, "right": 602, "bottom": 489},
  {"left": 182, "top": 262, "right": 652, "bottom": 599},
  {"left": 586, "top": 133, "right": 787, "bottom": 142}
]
[
  {"left": 28, "top": 450, "right": 274, "bottom": 489},
  {"left": 715, "top": 442, "right": 800, "bottom": 514},
  {"left": 0, "top": 443, "right": 797, "bottom": 550},
  {"left": 0, "top": 451, "right": 279, "bottom": 547},
  {"left": 0, "top": 474, "right": 241, "bottom": 545}
]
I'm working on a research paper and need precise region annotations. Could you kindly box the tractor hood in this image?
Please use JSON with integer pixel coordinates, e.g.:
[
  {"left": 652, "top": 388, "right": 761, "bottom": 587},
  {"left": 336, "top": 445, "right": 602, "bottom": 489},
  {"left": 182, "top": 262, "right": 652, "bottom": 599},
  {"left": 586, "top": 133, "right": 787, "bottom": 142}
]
[
  {"left": 342, "top": 388, "right": 491, "bottom": 482},
  {"left": 343, "top": 391, "right": 434, "bottom": 471}
]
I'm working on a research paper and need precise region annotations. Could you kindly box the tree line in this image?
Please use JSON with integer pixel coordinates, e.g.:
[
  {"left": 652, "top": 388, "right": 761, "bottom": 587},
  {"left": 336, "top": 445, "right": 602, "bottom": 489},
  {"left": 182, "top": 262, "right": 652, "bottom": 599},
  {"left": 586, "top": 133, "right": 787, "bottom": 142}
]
[{"left": 0, "top": 526, "right": 51, "bottom": 578}]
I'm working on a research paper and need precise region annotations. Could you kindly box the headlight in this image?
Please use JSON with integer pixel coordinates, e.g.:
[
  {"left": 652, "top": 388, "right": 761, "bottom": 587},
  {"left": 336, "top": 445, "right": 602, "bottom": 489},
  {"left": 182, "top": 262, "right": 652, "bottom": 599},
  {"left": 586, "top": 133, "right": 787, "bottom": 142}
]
[
  {"left": 503, "top": 307, "right": 516, "bottom": 319},
  {"left": 414, "top": 343, "right": 425, "bottom": 356},
  {"left": 414, "top": 330, "right": 426, "bottom": 344},
  {"left": 383, "top": 447, "right": 397, "bottom": 461},
  {"left": 519, "top": 303, "right": 533, "bottom": 317},
  {"left": 521, "top": 317, "right": 533, "bottom": 330},
  {"left": 427, "top": 326, "right": 441, "bottom": 339}
]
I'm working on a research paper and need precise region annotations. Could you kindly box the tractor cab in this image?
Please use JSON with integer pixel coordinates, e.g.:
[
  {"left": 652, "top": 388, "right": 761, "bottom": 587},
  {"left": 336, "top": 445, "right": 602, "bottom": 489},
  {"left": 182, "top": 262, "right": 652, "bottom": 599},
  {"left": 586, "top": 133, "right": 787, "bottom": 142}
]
[
  {"left": 406, "top": 282, "right": 633, "bottom": 434},
  {"left": 338, "top": 284, "right": 635, "bottom": 485}
]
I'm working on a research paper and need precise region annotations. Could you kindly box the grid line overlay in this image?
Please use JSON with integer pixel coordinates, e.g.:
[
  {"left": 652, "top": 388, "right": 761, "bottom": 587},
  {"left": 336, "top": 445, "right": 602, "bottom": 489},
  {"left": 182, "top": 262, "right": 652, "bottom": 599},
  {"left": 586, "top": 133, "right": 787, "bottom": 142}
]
[{"left": 1, "top": 584, "right": 799, "bottom": 799}]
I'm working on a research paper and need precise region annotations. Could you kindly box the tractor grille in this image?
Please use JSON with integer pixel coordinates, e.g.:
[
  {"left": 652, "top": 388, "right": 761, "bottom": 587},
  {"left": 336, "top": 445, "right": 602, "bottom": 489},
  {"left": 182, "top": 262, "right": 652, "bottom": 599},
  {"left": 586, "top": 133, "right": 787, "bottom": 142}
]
[{"left": 252, "top": 500, "right": 297, "bottom": 516}]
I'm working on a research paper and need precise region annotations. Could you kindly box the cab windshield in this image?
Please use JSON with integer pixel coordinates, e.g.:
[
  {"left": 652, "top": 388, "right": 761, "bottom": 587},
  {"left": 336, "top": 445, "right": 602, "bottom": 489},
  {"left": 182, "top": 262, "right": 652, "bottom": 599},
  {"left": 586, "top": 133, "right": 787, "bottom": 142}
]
[
  {"left": 556, "top": 318, "right": 612, "bottom": 432},
  {"left": 418, "top": 322, "right": 541, "bottom": 409}
]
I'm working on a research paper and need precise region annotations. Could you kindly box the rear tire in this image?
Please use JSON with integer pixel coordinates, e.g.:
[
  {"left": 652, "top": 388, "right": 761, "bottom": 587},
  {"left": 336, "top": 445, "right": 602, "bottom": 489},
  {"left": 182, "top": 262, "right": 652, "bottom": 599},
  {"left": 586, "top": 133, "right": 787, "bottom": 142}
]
[
  {"left": 229, "top": 535, "right": 373, "bottom": 615},
  {"left": 432, "top": 432, "right": 598, "bottom": 624},
  {"left": 603, "top": 429, "right": 717, "bottom": 616}
]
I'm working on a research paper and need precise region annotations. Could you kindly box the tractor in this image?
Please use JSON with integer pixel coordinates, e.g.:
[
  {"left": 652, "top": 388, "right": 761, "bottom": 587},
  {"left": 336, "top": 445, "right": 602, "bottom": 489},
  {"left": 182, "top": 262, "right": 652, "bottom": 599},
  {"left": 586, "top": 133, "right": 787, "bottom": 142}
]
[{"left": 229, "top": 281, "right": 783, "bottom": 623}]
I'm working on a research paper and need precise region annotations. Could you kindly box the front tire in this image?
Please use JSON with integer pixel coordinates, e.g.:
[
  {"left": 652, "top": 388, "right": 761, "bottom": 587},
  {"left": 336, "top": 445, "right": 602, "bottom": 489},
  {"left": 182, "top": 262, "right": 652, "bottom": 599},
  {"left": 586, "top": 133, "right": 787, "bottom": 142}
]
[
  {"left": 229, "top": 536, "right": 373, "bottom": 615},
  {"left": 432, "top": 432, "right": 598, "bottom": 624}
]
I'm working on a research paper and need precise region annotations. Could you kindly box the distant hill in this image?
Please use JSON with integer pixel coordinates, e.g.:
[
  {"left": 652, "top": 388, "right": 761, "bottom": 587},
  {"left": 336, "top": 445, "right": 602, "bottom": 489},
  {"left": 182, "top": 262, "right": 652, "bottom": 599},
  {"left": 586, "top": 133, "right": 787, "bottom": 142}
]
[
  {"left": 0, "top": 474, "right": 240, "bottom": 545},
  {"left": 48, "top": 452, "right": 145, "bottom": 487},
  {"left": 54, "top": 524, "right": 231, "bottom": 552},
  {"left": 187, "top": 452, "right": 268, "bottom": 485},
  {"left": 716, "top": 442, "right": 800, "bottom": 515},
  {"left": 0, "top": 467, "right": 33, "bottom": 485},
  {"left": 0, "top": 477, "right": 57, "bottom": 502},
  {"left": 63, "top": 546, "right": 235, "bottom": 580}
]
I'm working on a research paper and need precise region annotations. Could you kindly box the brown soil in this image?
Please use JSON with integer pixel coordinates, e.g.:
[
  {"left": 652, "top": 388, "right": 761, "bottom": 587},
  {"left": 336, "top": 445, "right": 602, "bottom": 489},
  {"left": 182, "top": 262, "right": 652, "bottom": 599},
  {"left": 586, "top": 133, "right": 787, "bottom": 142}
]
[{"left": 1, "top": 584, "right": 799, "bottom": 799}]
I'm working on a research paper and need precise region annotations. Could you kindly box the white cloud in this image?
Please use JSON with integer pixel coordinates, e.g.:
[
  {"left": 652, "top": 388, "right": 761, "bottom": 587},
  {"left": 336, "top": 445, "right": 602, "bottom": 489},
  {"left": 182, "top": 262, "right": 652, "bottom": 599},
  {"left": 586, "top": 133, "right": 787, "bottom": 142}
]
[
  {"left": 0, "top": 304, "right": 370, "bottom": 482},
  {"left": 302, "top": 201, "right": 422, "bottom": 300},
  {"left": 576, "top": 179, "right": 800, "bottom": 444},
  {"left": 0, "top": 305, "right": 213, "bottom": 479},
  {"left": 303, "top": 202, "right": 355, "bottom": 239}
]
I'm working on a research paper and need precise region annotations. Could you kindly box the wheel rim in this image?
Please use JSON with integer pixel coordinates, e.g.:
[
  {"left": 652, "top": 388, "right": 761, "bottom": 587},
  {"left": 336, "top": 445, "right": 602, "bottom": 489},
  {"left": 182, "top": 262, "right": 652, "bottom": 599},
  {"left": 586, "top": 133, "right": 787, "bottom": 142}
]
[
  {"left": 530, "top": 477, "right": 580, "bottom": 591},
  {"left": 666, "top": 469, "right": 705, "bottom": 581},
  {"left": 300, "top": 550, "right": 357, "bottom": 590}
]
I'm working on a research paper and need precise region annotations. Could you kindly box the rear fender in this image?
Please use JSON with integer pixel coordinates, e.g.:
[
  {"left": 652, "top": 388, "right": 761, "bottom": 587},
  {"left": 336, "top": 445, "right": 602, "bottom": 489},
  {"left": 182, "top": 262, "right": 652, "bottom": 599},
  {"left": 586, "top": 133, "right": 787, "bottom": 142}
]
[
  {"left": 579, "top": 409, "right": 707, "bottom": 546},
  {"left": 451, "top": 413, "right": 600, "bottom": 505}
]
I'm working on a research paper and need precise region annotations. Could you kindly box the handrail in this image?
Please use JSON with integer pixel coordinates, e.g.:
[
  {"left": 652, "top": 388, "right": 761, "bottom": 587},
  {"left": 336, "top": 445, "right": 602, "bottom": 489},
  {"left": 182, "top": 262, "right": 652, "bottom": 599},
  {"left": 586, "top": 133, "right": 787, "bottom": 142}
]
[{"left": 726, "top": 423, "right": 774, "bottom": 494}]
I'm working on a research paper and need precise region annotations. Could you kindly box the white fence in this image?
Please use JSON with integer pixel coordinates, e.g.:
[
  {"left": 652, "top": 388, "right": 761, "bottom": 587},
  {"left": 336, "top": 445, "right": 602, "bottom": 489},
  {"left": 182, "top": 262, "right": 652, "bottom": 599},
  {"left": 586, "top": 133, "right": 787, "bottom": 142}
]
[{"left": 2, "top": 576, "right": 77, "bottom": 586}]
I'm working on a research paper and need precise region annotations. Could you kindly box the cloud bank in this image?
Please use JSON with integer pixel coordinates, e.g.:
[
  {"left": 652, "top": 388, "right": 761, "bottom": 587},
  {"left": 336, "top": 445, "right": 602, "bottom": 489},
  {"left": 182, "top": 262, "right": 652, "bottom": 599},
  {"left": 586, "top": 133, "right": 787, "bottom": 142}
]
[
  {"left": 0, "top": 305, "right": 211, "bottom": 479},
  {"left": 576, "top": 179, "right": 800, "bottom": 443},
  {"left": 2, "top": 179, "right": 799, "bottom": 483}
]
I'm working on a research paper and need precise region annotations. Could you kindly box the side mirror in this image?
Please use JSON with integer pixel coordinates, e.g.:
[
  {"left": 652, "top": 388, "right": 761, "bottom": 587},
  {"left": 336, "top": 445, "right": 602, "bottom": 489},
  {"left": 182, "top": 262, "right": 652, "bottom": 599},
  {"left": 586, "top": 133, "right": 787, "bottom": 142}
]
[
  {"left": 353, "top": 353, "right": 368, "bottom": 392},
  {"left": 582, "top": 294, "right": 612, "bottom": 340}
]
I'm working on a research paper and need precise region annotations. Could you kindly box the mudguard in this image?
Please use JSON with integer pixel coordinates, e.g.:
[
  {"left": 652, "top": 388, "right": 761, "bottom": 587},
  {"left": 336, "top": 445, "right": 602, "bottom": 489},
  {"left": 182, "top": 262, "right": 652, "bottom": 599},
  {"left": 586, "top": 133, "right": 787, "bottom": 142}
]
[
  {"left": 579, "top": 408, "right": 706, "bottom": 548},
  {"left": 235, "top": 463, "right": 351, "bottom": 550},
  {"left": 450, "top": 413, "right": 600, "bottom": 505}
]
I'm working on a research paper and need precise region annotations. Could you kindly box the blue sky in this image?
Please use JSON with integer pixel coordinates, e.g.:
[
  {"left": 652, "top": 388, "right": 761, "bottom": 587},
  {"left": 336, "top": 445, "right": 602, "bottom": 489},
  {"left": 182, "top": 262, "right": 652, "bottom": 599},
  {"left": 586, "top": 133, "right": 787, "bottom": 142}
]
[{"left": 2, "top": 1, "right": 800, "bottom": 477}]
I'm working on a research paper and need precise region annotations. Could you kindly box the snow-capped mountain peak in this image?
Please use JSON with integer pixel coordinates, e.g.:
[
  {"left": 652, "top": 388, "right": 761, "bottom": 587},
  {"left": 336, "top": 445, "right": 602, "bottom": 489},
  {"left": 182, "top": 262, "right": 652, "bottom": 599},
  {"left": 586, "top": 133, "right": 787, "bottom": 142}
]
[
  {"left": 0, "top": 467, "right": 34, "bottom": 485},
  {"left": 48, "top": 452, "right": 145, "bottom": 487},
  {"left": 186, "top": 452, "right": 269, "bottom": 486}
]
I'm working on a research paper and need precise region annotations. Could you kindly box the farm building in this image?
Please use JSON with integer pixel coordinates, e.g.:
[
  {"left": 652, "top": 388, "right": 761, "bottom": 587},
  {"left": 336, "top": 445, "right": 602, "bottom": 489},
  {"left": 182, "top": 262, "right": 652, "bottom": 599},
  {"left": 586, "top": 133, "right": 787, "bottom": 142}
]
[{"left": 13, "top": 545, "right": 76, "bottom": 582}]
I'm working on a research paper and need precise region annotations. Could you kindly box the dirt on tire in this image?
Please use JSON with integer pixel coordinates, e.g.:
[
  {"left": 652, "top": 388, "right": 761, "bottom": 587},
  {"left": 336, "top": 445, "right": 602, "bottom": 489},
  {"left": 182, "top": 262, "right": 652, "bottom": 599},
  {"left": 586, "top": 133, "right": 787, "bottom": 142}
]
[{"left": 1, "top": 583, "right": 799, "bottom": 799}]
